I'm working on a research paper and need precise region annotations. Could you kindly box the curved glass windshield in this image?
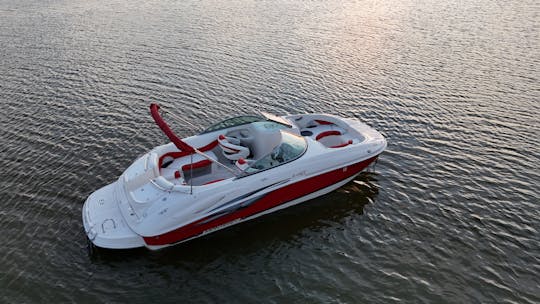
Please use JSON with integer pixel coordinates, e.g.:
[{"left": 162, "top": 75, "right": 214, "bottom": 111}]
[
  {"left": 243, "top": 132, "right": 307, "bottom": 175},
  {"left": 202, "top": 115, "right": 264, "bottom": 133}
]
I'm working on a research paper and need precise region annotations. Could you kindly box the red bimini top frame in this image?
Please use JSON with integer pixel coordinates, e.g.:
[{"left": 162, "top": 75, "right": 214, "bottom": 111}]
[{"left": 150, "top": 103, "right": 195, "bottom": 153}]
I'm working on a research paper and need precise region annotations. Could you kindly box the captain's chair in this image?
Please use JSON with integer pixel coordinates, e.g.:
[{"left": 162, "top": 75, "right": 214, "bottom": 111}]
[{"left": 218, "top": 134, "right": 250, "bottom": 161}]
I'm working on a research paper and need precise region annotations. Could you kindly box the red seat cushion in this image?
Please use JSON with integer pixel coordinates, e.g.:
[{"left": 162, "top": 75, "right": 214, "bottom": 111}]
[
  {"left": 158, "top": 140, "right": 218, "bottom": 168},
  {"left": 316, "top": 130, "right": 342, "bottom": 141},
  {"left": 315, "top": 120, "right": 334, "bottom": 125},
  {"left": 331, "top": 140, "right": 353, "bottom": 148}
]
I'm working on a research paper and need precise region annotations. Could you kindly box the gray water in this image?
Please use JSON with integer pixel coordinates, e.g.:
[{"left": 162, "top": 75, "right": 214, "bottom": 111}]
[{"left": 1, "top": 0, "right": 539, "bottom": 303}]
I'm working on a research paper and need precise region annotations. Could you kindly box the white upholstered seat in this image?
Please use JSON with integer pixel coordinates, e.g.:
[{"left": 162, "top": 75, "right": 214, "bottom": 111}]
[{"left": 218, "top": 135, "right": 250, "bottom": 161}]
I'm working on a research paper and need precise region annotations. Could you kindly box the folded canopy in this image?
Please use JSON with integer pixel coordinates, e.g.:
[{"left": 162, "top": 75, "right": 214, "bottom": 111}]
[{"left": 150, "top": 103, "right": 195, "bottom": 153}]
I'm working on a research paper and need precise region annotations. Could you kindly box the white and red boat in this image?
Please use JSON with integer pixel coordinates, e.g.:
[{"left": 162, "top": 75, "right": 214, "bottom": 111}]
[{"left": 82, "top": 103, "right": 386, "bottom": 250}]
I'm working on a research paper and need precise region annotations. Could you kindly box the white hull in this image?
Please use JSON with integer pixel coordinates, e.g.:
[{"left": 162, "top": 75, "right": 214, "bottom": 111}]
[{"left": 147, "top": 172, "right": 361, "bottom": 250}]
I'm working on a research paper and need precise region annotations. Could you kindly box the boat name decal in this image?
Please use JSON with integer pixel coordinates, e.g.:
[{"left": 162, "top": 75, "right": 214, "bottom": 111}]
[
  {"left": 207, "top": 179, "right": 290, "bottom": 214},
  {"left": 197, "top": 179, "right": 291, "bottom": 225}
]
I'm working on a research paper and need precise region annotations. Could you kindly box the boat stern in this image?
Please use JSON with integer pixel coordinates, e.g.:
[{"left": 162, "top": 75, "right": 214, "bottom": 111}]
[{"left": 82, "top": 182, "right": 145, "bottom": 249}]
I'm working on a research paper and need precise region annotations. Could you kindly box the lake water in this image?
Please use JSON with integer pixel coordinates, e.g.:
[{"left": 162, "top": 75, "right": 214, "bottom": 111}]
[{"left": 0, "top": 0, "right": 538, "bottom": 302}]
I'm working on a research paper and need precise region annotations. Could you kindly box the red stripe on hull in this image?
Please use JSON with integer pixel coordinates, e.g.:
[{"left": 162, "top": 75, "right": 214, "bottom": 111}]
[{"left": 143, "top": 156, "right": 378, "bottom": 246}]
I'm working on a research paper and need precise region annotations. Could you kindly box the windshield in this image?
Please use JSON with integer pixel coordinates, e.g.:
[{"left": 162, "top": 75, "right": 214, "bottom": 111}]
[
  {"left": 202, "top": 115, "right": 264, "bottom": 133},
  {"left": 243, "top": 132, "right": 307, "bottom": 175},
  {"left": 261, "top": 112, "right": 292, "bottom": 127}
]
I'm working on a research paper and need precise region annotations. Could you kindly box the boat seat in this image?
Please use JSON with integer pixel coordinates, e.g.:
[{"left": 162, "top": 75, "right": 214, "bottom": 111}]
[
  {"left": 218, "top": 134, "right": 250, "bottom": 161},
  {"left": 301, "top": 124, "right": 346, "bottom": 141},
  {"left": 306, "top": 126, "right": 358, "bottom": 148},
  {"left": 330, "top": 139, "right": 361, "bottom": 148},
  {"left": 235, "top": 157, "right": 254, "bottom": 171},
  {"left": 160, "top": 151, "right": 216, "bottom": 185},
  {"left": 316, "top": 130, "right": 343, "bottom": 141},
  {"left": 319, "top": 134, "right": 359, "bottom": 148}
]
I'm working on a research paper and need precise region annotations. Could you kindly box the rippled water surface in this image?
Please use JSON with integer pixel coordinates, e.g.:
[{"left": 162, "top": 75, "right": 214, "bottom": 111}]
[{"left": 1, "top": 0, "right": 539, "bottom": 302}]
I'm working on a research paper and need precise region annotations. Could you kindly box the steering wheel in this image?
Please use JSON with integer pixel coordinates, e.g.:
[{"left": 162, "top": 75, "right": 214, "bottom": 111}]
[{"left": 271, "top": 146, "right": 283, "bottom": 161}]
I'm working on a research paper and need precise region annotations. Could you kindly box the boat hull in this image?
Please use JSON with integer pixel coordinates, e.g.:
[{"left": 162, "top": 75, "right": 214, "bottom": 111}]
[
  {"left": 83, "top": 110, "right": 387, "bottom": 251},
  {"left": 82, "top": 183, "right": 145, "bottom": 249},
  {"left": 143, "top": 156, "right": 378, "bottom": 249}
]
